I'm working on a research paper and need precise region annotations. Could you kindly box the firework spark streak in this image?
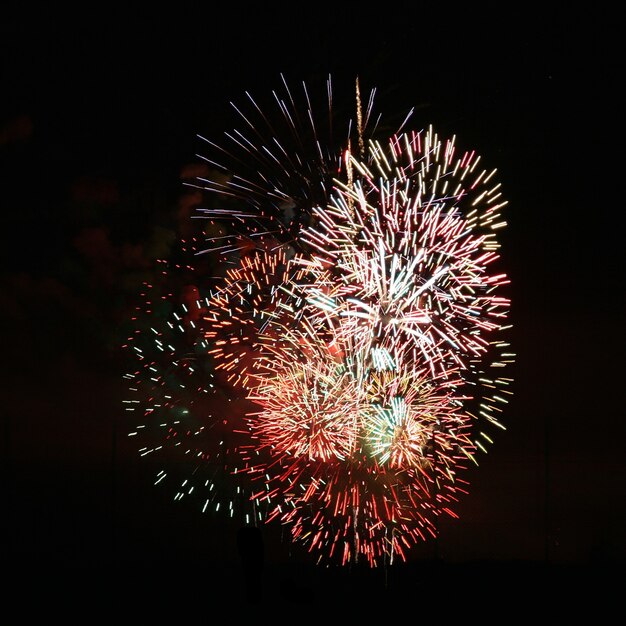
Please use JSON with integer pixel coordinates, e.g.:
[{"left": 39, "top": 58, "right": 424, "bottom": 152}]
[{"left": 123, "top": 75, "right": 514, "bottom": 567}]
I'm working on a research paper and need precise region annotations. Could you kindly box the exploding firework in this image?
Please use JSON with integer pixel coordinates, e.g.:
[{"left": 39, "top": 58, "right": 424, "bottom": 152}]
[{"left": 123, "top": 75, "right": 514, "bottom": 566}]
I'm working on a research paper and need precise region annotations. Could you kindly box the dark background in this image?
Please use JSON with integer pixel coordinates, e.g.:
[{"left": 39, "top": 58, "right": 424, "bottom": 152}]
[{"left": 2, "top": 4, "right": 623, "bottom": 617}]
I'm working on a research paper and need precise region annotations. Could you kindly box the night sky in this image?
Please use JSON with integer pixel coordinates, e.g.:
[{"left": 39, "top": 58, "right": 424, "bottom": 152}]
[{"left": 2, "top": 4, "right": 623, "bottom": 617}]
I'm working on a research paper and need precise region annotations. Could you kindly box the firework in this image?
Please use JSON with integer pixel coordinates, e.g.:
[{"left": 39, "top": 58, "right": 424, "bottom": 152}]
[
  {"left": 123, "top": 75, "right": 514, "bottom": 566},
  {"left": 122, "top": 239, "right": 263, "bottom": 522}
]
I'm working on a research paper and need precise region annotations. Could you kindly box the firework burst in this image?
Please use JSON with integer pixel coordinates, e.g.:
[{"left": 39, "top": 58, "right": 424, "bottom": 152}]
[{"left": 123, "top": 75, "right": 514, "bottom": 567}]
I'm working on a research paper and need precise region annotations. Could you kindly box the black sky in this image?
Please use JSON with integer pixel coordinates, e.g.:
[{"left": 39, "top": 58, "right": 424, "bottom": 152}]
[{"left": 2, "top": 4, "right": 623, "bottom": 615}]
